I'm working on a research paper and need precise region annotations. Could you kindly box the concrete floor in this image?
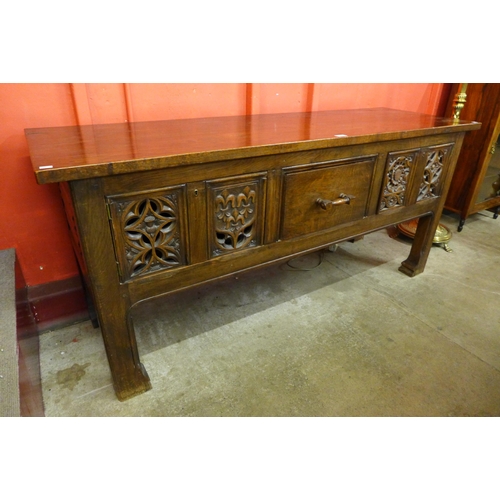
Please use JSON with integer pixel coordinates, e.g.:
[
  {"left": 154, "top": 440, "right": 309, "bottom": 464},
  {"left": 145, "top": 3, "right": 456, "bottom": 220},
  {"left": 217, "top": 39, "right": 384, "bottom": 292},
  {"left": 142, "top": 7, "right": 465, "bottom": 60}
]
[{"left": 39, "top": 211, "right": 500, "bottom": 416}]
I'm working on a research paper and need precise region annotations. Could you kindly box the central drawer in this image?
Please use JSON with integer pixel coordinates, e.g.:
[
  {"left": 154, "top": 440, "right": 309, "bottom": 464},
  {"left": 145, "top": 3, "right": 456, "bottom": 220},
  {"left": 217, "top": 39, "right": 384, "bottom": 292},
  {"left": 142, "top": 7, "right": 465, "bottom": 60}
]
[{"left": 280, "top": 156, "right": 377, "bottom": 240}]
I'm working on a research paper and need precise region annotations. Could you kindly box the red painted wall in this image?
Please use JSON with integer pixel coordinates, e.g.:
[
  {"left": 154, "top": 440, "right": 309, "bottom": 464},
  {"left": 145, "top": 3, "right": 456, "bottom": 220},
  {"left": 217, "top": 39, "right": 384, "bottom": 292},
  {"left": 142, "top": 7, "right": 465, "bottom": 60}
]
[{"left": 0, "top": 83, "right": 451, "bottom": 287}]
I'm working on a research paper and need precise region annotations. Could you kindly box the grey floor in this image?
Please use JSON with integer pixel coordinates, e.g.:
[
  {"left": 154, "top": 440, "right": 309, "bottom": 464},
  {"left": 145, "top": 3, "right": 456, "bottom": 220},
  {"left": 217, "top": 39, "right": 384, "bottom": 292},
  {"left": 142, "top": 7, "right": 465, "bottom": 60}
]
[{"left": 39, "top": 211, "right": 500, "bottom": 416}]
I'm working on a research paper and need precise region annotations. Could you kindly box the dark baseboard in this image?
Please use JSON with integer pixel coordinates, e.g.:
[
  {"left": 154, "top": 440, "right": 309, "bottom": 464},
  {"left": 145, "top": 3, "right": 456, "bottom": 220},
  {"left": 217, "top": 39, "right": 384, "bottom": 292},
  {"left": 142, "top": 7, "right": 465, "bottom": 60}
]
[{"left": 26, "top": 275, "right": 90, "bottom": 334}]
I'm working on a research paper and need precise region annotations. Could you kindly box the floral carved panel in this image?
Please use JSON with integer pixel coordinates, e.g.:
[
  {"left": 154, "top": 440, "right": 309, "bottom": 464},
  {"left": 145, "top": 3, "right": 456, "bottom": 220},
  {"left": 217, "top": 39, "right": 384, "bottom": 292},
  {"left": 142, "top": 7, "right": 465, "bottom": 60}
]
[
  {"left": 417, "top": 145, "right": 453, "bottom": 201},
  {"left": 209, "top": 176, "right": 266, "bottom": 256},
  {"left": 107, "top": 186, "right": 187, "bottom": 281},
  {"left": 380, "top": 151, "right": 418, "bottom": 211}
]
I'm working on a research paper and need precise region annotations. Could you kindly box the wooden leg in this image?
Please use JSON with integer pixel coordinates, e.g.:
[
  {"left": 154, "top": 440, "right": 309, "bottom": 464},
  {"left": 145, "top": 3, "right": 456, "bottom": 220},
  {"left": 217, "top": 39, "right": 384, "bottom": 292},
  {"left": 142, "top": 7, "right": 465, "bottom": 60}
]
[
  {"left": 98, "top": 304, "right": 152, "bottom": 401},
  {"left": 399, "top": 213, "right": 438, "bottom": 277},
  {"left": 70, "top": 179, "right": 152, "bottom": 401}
]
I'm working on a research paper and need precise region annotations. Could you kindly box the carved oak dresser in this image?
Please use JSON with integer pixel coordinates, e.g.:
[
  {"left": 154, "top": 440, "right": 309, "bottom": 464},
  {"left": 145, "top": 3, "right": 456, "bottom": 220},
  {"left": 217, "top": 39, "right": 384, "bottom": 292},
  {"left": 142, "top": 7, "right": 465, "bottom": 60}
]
[{"left": 25, "top": 108, "right": 480, "bottom": 401}]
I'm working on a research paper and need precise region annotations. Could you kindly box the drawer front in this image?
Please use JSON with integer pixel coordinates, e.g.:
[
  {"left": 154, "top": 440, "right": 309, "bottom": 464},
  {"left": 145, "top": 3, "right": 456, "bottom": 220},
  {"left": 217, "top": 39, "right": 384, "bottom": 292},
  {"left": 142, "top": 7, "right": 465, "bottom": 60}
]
[{"left": 280, "top": 157, "right": 376, "bottom": 240}]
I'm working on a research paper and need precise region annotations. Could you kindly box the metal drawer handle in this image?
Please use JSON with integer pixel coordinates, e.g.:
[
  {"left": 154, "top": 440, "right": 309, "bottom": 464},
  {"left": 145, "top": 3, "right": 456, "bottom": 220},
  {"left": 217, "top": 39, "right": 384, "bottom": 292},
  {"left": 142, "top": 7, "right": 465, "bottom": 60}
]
[{"left": 316, "top": 193, "right": 355, "bottom": 210}]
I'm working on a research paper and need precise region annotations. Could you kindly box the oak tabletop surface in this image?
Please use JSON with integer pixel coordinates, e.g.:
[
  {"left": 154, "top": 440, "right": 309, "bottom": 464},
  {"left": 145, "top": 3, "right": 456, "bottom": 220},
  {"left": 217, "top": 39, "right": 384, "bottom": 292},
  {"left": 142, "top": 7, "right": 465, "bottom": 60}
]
[{"left": 25, "top": 108, "right": 480, "bottom": 183}]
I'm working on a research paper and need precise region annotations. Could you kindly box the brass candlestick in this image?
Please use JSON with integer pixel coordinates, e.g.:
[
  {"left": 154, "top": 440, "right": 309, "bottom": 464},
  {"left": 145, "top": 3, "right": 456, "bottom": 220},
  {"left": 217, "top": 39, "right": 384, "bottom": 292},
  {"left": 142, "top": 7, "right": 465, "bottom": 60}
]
[{"left": 453, "top": 83, "right": 469, "bottom": 122}]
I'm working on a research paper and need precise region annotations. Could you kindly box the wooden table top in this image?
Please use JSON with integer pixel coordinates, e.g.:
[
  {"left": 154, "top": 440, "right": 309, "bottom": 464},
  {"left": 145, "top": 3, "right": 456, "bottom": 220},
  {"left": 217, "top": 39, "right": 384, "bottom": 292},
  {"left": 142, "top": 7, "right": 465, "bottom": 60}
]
[{"left": 25, "top": 108, "right": 480, "bottom": 183}]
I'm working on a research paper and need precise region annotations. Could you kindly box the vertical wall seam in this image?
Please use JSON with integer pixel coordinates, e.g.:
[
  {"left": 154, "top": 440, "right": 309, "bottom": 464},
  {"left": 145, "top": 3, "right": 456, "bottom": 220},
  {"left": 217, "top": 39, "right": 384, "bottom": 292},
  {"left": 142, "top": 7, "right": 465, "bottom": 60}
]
[
  {"left": 123, "top": 84, "right": 134, "bottom": 123},
  {"left": 123, "top": 83, "right": 137, "bottom": 158},
  {"left": 245, "top": 83, "right": 253, "bottom": 115},
  {"left": 69, "top": 84, "right": 93, "bottom": 126},
  {"left": 306, "top": 83, "right": 315, "bottom": 112},
  {"left": 69, "top": 83, "right": 80, "bottom": 125},
  {"left": 428, "top": 83, "right": 444, "bottom": 116}
]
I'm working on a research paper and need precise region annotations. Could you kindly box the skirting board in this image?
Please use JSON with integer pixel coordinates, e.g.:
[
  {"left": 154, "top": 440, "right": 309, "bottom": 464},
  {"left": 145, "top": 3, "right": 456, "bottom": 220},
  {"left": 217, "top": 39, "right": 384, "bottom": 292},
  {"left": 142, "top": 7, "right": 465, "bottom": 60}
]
[{"left": 26, "top": 275, "right": 89, "bottom": 333}]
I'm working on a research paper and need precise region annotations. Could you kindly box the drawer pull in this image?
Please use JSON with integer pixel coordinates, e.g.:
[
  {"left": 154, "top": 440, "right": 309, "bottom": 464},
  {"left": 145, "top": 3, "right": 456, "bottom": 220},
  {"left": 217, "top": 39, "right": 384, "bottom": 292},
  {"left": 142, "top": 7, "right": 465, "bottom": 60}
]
[{"left": 316, "top": 193, "right": 355, "bottom": 210}]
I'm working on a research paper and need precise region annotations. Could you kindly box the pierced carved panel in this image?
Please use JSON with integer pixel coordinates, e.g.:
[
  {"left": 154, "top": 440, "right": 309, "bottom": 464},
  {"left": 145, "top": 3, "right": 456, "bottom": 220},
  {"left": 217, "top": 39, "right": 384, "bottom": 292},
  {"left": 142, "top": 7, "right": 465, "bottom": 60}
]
[
  {"left": 209, "top": 176, "right": 265, "bottom": 256},
  {"left": 379, "top": 151, "right": 417, "bottom": 211},
  {"left": 417, "top": 145, "right": 453, "bottom": 201},
  {"left": 107, "top": 187, "right": 187, "bottom": 281}
]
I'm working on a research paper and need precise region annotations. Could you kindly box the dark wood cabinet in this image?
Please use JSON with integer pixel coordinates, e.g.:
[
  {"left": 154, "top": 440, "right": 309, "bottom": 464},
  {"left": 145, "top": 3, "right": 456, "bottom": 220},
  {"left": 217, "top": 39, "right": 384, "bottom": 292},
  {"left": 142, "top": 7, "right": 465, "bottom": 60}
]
[
  {"left": 445, "top": 83, "right": 500, "bottom": 230},
  {"left": 25, "top": 109, "right": 479, "bottom": 401}
]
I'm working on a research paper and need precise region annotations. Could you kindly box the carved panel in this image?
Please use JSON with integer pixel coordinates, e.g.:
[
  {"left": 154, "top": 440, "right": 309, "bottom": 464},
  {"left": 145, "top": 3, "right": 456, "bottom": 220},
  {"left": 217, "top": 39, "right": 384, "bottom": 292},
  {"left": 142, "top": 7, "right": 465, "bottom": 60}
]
[
  {"left": 107, "top": 186, "right": 187, "bottom": 281},
  {"left": 208, "top": 176, "right": 266, "bottom": 256},
  {"left": 379, "top": 151, "right": 417, "bottom": 211},
  {"left": 417, "top": 145, "right": 453, "bottom": 201}
]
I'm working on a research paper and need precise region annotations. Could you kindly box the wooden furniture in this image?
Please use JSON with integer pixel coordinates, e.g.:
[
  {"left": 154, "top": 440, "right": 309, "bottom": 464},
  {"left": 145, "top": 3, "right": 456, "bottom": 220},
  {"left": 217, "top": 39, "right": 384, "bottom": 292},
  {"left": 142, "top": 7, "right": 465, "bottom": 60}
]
[
  {"left": 445, "top": 83, "right": 500, "bottom": 230},
  {"left": 25, "top": 108, "right": 479, "bottom": 401}
]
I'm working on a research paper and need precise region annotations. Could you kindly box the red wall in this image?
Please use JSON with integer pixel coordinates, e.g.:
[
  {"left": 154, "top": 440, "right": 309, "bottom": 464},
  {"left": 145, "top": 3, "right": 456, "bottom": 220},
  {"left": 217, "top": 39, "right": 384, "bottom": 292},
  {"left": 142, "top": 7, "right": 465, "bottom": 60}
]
[{"left": 0, "top": 83, "right": 451, "bottom": 287}]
